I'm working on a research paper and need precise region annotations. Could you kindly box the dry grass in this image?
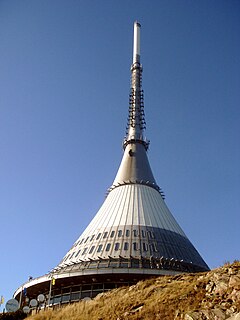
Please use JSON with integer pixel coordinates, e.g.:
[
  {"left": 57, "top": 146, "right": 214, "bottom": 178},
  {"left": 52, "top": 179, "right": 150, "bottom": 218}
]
[{"left": 28, "top": 261, "right": 240, "bottom": 320}]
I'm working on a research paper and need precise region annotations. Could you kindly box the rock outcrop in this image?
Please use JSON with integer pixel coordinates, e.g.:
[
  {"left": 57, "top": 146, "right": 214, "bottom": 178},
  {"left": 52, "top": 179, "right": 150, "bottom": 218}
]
[{"left": 183, "top": 262, "right": 240, "bottom": 319}]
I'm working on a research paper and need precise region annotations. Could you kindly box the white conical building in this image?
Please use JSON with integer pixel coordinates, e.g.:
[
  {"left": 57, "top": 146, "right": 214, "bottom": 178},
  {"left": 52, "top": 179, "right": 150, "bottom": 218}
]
[{"left": 14, "top": 22, "right": 209, "bottom": 307}]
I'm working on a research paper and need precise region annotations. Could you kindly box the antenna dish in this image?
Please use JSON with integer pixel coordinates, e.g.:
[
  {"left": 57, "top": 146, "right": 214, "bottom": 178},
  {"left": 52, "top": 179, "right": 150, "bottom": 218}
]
[
  {"left": 23, "top": 306, "right": 30, "bottom": 314},
  {"left": 29, "top": 299, "right": 38, "bottom": 307},
  {"left": 37, "top": 294, "right": 45, "bottom": 303},
  {"left": 82, "top": 297, "right": 91, "bottom": 302},
  {"left": 5, "top": 299, "right": 19, "bottom": 312}
]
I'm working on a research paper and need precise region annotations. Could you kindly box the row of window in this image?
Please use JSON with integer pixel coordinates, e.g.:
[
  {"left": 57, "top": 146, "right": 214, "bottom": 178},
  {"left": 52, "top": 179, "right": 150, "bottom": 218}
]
[
  {"left": 74, "top": 229, "right": 155, "bottom": 247},
  {"left": 59, "top": 255, "right": 202, "bottom": 272},
  {"left": 63, "top": 242, "right": 158, "bottom": 262},
  {"left": 49, "top": 282, "right": 131, "bottom": 305}
]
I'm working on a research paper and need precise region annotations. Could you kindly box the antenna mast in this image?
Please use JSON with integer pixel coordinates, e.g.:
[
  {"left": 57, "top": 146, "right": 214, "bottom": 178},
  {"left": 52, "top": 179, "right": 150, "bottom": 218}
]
[{"left": 124, "top": 21, "right": 148, "bottom": 150}]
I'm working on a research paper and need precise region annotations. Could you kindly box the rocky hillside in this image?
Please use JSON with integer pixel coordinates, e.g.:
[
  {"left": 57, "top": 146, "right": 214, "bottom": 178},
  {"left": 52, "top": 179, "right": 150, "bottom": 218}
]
[{"left": 27, "top": 261, "right": 240, "bottom": 320}]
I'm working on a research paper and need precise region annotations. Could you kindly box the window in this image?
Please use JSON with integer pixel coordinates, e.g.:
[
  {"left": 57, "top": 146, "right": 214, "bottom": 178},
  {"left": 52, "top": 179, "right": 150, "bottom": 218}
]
[
  {"left": 82, "top": 248, "right": 88, "bottom": 255},
  {"left": 126, "top": 230, "right": 130, "bottom": 237},
  {"left": 75, "top": 250, "right": 81, "bottom": 257},
  {"left": 142, "top": 230, "right": 146, "bottom": 238},
  {"left": 88, "top": 261, "right": 98, "bottom": 269},
  {"left": 142, "top": 243, "right": 148, "bottom": 251},
  {"left": 133, "top": 230, "right": 138, "bottom": 237},
  {"left": 99, "top": 261, "right": 109, "bottom": 268},
  {"left": 84, "top": 237, "right": 89, "bottom": 243},
  {"left": 131, "top": 259, "right": 139, "bottom": 268},
  {"left": 110, "top": 231, "right": 115, "bottom": 238},
  {"left": 109, "top": 260, "right": 118, "bottom": 268},
  {"left": 97, "top": 244, "right": 103, "bottom": 252},
  {"left": 120, "top": 261, "right": 129, "bottom": 268},
  {"left": 82, "top": 285, "right": 91, "bottom": 291},
  {"left": 106, "top": 243, "right": 111, "bottom": 251},
  {"left": 62, "top": 294, "right": 70, "bottom": 302},
  {"left": 133, "top": 242, "right": 138, "bottom": 251},
  {"left": 103, "top": 232, "right": 108, "bottom": 239},
  {"left": 89, "top": 246, "right": 95, "bottom": 254},
  {"left": 96, "top": 233, "right": 102, "bottom": 240},
  {"left": 124, "top": 242, "right": 129, "bottom": 250},
  {"left": 114, "top": 243, "right": 120, "bottom": 250},
  {"left": 64, "top": 254, "right": 70, "bottom": 262},
  {"left": 148, "top": 231, "right": 155, "bottom": 239},
  {"left": 90, "top": 235, "right": 95, "bottom": 241},
  {"left": 92, "top": 283, "right": 103, "bottom": 290},
  {"left": 142, "top": 260, "right": 151, "bottom": 268},
  {"left": 69, "top": 251, "right": 75, "bottom": 259},
  {"left": 118, "top": 230, "right": 122, "bottom": 237},
  {"left": 149, "top": 243, "right": 157, "bottom": 252}
]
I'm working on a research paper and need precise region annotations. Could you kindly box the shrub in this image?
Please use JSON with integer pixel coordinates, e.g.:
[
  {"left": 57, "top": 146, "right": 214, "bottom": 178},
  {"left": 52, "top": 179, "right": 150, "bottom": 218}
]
[{"left": 0, "top": 310, "right": 27, "bottom": 320}]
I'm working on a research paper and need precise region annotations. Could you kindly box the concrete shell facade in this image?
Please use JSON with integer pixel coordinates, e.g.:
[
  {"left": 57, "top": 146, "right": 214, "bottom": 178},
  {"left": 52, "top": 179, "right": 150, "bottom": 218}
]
[{"left": 60, "top": 183, "right": 207, "bottom": 269}]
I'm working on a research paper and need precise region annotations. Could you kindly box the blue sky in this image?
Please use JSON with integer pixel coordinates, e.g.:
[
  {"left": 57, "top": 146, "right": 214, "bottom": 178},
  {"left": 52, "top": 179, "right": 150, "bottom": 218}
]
[{"left": 0, "top": 0, "right": 239, "bottom": 306}]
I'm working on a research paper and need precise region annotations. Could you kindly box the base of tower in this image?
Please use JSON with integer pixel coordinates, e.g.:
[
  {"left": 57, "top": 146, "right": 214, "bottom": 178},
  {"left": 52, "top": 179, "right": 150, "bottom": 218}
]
[
  {"left": 14, "top": 270, "right": 181, "bottom": 310},
  {"left": 14, "top": 256, "right": 209, "bottom": 309}
]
